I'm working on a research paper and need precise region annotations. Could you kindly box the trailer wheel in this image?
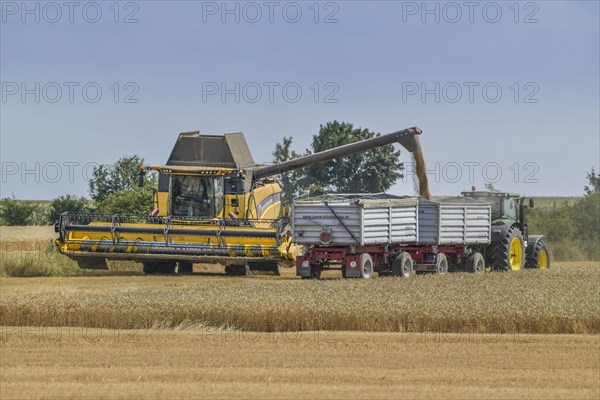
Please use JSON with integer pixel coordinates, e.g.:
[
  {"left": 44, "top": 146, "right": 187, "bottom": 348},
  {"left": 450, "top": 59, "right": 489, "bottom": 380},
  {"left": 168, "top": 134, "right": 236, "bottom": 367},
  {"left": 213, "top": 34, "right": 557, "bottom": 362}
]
[
  {"left": 435, "top": 253, "right": 448, "bottom": 274},
  {"left": 302, "top": 267, "right": 321, "bottom": 280},
  {"left": 392, "top": 252, "right": 413, "bottom": 278},
  {"left": 466, "top": 252, "right": 485, "bottom": 274},
  {"left": 359, "top": 254, "right": 373, "bottom": 279},
  {"left": 178, "top": 261, "right": 194, "bottom": 275}
]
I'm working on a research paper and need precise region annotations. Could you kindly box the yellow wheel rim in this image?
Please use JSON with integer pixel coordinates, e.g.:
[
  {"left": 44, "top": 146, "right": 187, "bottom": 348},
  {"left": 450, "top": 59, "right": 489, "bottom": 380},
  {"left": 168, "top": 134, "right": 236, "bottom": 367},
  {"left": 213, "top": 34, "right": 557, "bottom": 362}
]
[
  {"left": 509, "top": 238, "right": 523, "bottom": 271},
  {"left": 538, "top": 249, "right": 548, "bottom": 270}
]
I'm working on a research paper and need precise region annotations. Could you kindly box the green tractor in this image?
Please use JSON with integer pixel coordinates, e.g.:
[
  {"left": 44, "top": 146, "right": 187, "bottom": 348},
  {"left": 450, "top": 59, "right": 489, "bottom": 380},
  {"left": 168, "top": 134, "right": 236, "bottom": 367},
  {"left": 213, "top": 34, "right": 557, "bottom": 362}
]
[{"left": 461, "top": 190, "right": 550, "bottom": 271}]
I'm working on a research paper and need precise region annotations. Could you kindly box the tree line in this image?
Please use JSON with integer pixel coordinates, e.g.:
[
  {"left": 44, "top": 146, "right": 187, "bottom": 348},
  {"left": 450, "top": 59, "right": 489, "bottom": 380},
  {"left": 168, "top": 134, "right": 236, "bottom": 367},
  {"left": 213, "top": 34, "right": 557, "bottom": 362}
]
[{"left": 1, "top": 121, "right": 597, "bottom": 260}]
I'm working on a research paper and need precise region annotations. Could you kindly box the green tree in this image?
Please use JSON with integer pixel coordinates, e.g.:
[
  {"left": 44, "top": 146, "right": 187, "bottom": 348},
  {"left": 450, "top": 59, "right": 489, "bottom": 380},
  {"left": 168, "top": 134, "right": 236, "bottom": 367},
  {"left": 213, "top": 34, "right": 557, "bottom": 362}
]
[
  {"left": 88, "top": 155, "right": 146, "bottom": 203},
  {"left": 583, "top": 167, "right": 600, "bottom": 196},
  {"left": 48, "top": 195, "right": 91, "bottom": 223},
  {"left": 573, "top": 168, "right": 600, "bottom": 258},
  {"left": 96, "top": 187, "right": 155, "bottom": 215},
  {"left": 272, "top": 137, "right": 307, "bottom": 205},
  {"left": 273, "top": 122, "right": 404, "bottom": 200},
  {"left": 305, "top": 121, "right": 403, "bottom": 193},
  {"left": 0, "top": 198, "right": 38, "bottom": 226}
]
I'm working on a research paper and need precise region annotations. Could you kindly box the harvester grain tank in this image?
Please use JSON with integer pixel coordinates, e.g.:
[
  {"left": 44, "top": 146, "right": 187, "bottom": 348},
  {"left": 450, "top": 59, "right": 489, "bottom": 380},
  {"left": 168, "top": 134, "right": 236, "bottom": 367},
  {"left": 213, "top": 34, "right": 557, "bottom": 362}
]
[{"left": 55, "top": 127, "right": 428, "bottom": 275}]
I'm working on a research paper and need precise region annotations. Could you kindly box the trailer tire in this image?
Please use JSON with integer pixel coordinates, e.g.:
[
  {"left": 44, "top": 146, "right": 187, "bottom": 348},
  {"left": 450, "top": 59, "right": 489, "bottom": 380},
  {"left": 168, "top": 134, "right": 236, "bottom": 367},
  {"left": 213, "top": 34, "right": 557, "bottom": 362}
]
[
  {"left": 392, "top": 252, "right": 413, "bottom": 278},
  {"left": 435, "top": 253, "right": 448, "bottom": 274},
  {"left": 302, "top": 267, "right": 321, "bottom": 280},
  {"left": 359, "top": 254, "right": 373, "bottom": 279},
  {"left": 466, "top": 252, "right": 485, "bottom": 274}
]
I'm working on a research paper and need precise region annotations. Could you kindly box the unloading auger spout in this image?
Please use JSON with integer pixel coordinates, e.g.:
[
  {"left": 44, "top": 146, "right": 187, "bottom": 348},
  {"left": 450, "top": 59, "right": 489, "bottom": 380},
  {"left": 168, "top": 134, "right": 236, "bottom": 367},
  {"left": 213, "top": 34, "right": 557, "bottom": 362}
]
[{"left": 252, "top": 127, "right": 423, "bottom": 179}]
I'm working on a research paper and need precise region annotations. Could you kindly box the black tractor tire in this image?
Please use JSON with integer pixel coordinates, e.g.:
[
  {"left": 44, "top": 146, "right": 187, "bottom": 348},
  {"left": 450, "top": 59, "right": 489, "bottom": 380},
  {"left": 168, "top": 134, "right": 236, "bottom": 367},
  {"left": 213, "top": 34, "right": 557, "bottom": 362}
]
[
  {"left": 392, "top": 252, "right": 413, "bottom": 278},
  {"left": 466, "top": 252, "right": 485, "bottom": 274},
  {"left": 489, "top": 225, "right": 525, "bottom": 272},
  {"left": 178, "top": 261, "right": 194, "bottom": 275},
  {"left": 526, "top": 239, "right": 551, "bottom": 270},
  {"left": 359, "top": 254, "right": 374, "bottom": 279},
  {"left": 248, "top": 261, "right": 281, "bottom": 276},
  {"left": 143, "top": 261, "right": 176, "bottom": 275},
  {"left": 225, "top": 264, "right": 251, "bottom": 276},
  {"left": 435, "top": 253, "right": 448, "bottom": 274}
]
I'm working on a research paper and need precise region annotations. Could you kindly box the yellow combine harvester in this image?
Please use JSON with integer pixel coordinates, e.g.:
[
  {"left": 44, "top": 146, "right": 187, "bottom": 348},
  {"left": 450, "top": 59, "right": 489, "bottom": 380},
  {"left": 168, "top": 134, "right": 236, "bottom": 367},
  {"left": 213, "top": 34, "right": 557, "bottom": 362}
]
[{"left": 55, "top": 127, "right": 424, "bottom": 275}]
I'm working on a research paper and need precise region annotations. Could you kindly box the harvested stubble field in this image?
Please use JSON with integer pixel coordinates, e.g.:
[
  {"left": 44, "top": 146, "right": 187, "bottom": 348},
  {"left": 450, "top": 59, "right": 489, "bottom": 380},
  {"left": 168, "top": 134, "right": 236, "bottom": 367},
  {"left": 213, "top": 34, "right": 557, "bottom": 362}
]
[{"left": 1, "top": 329, "right": 598, "bottom": 400}]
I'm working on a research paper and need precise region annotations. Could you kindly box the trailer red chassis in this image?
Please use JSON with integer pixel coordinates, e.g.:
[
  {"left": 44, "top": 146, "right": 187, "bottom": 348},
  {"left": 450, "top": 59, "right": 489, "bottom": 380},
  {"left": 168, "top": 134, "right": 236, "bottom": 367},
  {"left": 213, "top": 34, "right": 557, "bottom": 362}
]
[{"left": 296, "top": 244, "right": 483, "bottom": 279}]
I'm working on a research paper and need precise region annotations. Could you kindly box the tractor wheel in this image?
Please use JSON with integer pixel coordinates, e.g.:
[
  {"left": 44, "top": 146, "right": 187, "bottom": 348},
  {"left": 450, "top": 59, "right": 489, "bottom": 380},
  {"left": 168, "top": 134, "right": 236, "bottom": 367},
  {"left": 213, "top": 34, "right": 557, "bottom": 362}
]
[
  {"left": 466, "top": 252, "right": 485, "bottom": 274},
  {"left": 526, "top": 239, "right": 551, "bottom": 270},
  {"left": 142, "top": 262, "right": 158, "bottom": 275},
  {"left": 225, "top": 264, "right": 251, "bottom": 276},
  {"left": 143, "top": 261, "right": 176, "bottom": 275},
  {"left": 359, "top": 254, "right": 374, "bottom": 279},
  {"left": 435, "top": 253, "right": 448, "bottom": 274},
  {"left": 392, "top": 252, "right": 413, "bottom": 278},
  {"left": 247, "top": 261, "right": 281, "bottom": 275},
  {"left": 178, "top": 261, "right": 194, "bottom": 275},
  {"left": 490, "top": 225, "right": 525, "bottom": 272}
]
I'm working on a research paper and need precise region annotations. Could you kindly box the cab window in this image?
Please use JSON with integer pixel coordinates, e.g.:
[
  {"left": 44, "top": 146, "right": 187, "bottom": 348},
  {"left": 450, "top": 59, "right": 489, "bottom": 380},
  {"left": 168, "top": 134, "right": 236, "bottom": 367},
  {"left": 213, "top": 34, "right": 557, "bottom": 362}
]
[
  {"left": 503, "top": 198, "right": 517, "bottom": 220},
  {"left": 171, "top": 176, "right": 223, "bottom": 218}
]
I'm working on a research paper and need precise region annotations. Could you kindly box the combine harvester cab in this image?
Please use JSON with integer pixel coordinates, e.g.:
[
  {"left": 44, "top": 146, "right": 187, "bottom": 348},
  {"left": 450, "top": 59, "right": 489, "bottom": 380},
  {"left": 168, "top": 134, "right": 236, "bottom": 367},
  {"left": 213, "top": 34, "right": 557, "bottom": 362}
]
[
  {"left": 293, "top": 195, "right": 492, "bottom": 279},
  {"left": 56, "top": 127, "right": 427, "bottom": 275}
]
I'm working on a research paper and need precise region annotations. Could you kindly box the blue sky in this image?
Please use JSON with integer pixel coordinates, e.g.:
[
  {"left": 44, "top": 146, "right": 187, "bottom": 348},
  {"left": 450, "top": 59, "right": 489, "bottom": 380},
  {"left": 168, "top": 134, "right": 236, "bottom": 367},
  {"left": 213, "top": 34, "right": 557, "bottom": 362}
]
[{"left": 1, "top": 0, "right": 599, "bottom": 199}]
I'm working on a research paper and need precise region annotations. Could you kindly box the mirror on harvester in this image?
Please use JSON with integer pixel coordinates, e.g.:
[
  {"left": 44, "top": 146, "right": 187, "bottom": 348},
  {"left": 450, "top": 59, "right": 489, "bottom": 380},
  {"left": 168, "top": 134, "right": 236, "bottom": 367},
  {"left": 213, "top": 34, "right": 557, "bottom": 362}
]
[
  {"left": 529, "top": 198, "right": 535, "bottom": 208},
  {"left": 138, "top": 168, "right": 145, "bottom": 188}
]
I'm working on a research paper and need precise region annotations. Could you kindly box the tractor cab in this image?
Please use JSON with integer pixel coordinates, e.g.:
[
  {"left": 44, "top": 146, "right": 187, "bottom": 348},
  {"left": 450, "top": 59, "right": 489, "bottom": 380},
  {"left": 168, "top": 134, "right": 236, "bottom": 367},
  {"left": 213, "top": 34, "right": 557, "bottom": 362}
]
[
  {"left": 461, "top": 190, "right": 534, "bottom": 242},
  {"left": 461, "top": 191, "right": 521, "bottom": 223}
]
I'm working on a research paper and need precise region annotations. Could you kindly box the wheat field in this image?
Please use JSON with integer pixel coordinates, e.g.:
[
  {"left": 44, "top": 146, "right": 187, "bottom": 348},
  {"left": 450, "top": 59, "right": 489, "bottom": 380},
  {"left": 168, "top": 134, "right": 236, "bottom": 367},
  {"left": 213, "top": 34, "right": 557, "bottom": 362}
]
[
  {"left": 1, "top": 226, "right": 599, "bottom": 399},
  {"left": 1, "top": 263, "right": 598, "bottom": 334}
]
